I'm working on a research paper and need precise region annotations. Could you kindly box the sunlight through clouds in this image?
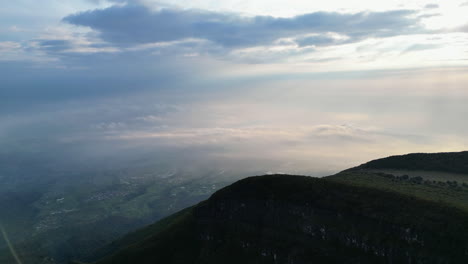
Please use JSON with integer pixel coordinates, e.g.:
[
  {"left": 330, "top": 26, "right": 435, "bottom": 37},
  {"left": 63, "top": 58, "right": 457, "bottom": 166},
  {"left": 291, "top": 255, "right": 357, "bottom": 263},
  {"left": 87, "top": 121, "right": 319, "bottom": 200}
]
[{"left": 1, "top": 0, "right": 468, "bottom": 175}]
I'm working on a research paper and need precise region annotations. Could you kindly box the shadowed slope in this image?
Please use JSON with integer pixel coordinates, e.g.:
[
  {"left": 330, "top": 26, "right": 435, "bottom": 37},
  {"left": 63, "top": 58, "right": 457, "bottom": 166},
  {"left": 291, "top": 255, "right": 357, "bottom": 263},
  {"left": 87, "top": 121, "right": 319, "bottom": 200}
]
[{"left": 94, "top": 174, "right": 468, "bottom": 264}]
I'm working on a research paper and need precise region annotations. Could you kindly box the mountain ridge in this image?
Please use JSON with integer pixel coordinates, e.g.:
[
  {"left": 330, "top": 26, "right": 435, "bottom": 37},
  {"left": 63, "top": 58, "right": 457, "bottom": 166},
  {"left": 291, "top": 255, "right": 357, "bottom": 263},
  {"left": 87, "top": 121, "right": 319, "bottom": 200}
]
[
  {"left": 76, "top": 151, "right": 468, "bottom": 264},
  {"left": 348, "top": 151, "right": 468, "bottom": 174}
]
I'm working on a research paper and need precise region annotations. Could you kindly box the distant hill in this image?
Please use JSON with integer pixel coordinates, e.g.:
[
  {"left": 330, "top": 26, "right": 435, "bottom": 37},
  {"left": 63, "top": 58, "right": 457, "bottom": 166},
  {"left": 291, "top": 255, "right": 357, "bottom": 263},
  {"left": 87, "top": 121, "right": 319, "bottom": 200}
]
[
  {"left": 351, "top": 151, "right": 468, "bottom": 174},
  {"left": 90, "top": 151, "right": 468, "bottom": 264},
  {"left": 329, "top": 151, "right": 468, "bottom": 212}
]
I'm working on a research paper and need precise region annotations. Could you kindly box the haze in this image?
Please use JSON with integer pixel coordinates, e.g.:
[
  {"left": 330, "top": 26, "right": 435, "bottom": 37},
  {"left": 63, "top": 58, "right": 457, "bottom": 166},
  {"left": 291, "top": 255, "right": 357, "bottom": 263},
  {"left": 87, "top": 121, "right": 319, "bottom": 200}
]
[{"left": 2, "top": 0, "right": 468, "bottom": 176}]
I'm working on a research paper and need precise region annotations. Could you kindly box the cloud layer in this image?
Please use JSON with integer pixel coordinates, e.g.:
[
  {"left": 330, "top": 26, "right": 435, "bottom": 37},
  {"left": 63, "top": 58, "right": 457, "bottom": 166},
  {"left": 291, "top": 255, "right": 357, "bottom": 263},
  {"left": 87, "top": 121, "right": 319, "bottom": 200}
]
[
  {"left": 63, "top": 4, "right": 424, "bottom": 48},
  {"left": 2, "top": 1, "right": 468, "bottom": 177}
]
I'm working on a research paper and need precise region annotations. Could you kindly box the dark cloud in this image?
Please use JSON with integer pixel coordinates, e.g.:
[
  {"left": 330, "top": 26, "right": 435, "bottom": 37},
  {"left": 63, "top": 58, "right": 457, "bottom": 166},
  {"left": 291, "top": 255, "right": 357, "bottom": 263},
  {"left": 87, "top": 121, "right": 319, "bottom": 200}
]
[{"left": 64, "top": 4, "right": 424, "bottom": 48}]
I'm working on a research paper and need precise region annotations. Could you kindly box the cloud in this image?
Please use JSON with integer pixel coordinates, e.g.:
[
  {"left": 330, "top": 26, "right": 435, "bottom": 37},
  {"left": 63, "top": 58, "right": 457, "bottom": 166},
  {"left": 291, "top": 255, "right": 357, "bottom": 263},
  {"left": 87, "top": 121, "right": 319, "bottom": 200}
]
[
  {"left": 417, "top": 13, "right": 441, "bottom": 19},
  {"left": 401, "top": 43, "right": 441, "bottom": 54},
  {"left": 458, "top": 24, "right": 468, "bottom": 32},
  {"left": 35, "top": 38, "right": 119, "bottom": 54},
  {"left": 63, "top": 3, "right": 424, "bottom": 49},
  {"left": 105, "top": 124, "right": 390, "bottom": 150},
  {"left": 84, "top": 0, "right": 127, "bottom": 4},
  {"left": 295, "top": 33, "right": 350, "bottom": 47},
  {"left": 37, "top": 39, "right": 74, "bottom": 53},
  {"left": 0, "top": 41, "right": 22, "bottom": 52},
  {"left": 424, "top": 4, "right": 439, "bottom": 9},
  {"left": 3, "top": 67, "right": 468, "bottom": 176}
]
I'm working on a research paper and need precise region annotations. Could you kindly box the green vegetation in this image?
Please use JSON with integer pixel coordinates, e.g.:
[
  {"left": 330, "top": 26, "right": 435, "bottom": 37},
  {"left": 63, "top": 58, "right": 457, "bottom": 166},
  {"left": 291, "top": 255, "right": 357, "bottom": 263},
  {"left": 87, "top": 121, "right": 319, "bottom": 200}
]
[
  {"left": 328, "top": 151, "right": 468, "bottom": 212},
  {"left": 4, "top": 151, "right": 468, "bottom": 263},
  {"left": 354, "top": 151, "right": 468, "bottom": 174},
  {"left": 0, "top": 156, "right": 234, "bottom": 264},
  {"left": 94, "top": 174, "right": 468, "bottom": 264},
  {"left": 89, "top": 152, "right": 468, "bottom": 264},
  {"left": 88, "top": 206, "right": 195, "bottom": 261},
  {"left": 328, "top": 170, "right": 468, "bottom": 212}
]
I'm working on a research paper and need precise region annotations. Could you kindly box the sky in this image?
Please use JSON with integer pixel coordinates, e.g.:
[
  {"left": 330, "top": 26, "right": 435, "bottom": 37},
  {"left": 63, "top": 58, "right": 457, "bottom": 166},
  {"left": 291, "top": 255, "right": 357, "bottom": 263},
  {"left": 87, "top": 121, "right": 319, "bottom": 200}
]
[{"left": 1, "top": 0, "right": 468, "bottom": 176}]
